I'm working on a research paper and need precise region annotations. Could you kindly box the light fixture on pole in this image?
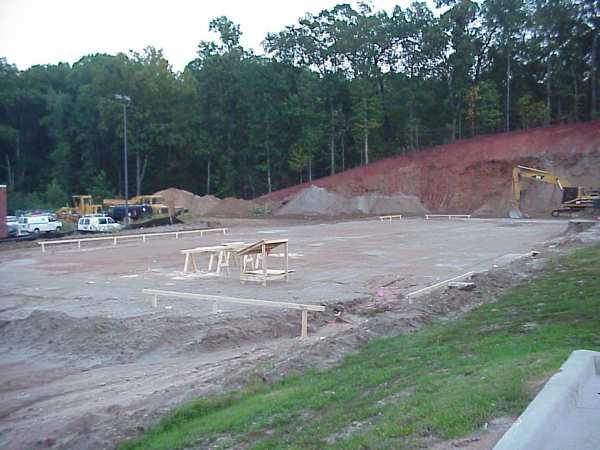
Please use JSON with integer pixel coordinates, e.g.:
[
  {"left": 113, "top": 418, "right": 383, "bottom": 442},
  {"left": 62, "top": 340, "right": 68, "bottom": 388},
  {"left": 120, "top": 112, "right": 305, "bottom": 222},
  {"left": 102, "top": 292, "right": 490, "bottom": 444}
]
[{"left": 114, "top": 94, "right": 131, "bottom": 223}]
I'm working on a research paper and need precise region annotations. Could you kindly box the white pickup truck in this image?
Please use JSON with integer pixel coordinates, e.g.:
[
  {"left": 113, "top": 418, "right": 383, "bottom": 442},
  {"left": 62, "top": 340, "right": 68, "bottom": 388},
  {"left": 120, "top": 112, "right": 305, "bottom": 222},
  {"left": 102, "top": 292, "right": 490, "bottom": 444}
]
[{"left": 18, "top": 215, "right": 63, "bottom": 235}]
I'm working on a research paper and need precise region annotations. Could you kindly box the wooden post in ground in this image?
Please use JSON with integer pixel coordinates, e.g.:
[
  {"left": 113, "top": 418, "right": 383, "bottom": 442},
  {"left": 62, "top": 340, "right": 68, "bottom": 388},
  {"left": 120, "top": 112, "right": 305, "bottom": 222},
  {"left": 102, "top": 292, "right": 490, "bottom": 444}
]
[
  {"left": 284, "top": 240, "right": 289, "bottom": 281},
  {"left": 301, "top": 310, "right": 308, "bottom": 338},
  {"left": 261, "top": 242, "right": 267, "bottom": 286},
  {"left": 183, "top": 253, "right": 190, "bottom": 273}
]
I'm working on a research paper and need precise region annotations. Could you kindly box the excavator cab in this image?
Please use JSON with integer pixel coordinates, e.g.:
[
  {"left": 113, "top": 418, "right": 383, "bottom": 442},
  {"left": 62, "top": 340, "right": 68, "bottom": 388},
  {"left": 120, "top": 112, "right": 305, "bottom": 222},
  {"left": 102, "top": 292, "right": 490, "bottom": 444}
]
[{"left": 561, "top": 187, "right": 580, "bottom": 204}]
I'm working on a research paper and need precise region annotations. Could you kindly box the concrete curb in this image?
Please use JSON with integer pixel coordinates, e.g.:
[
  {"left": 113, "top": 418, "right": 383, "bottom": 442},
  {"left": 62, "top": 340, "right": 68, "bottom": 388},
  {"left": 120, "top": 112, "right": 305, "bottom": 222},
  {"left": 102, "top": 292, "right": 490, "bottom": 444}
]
[{"left": 494, "top": 349, "right": 600, "bottom": 450}]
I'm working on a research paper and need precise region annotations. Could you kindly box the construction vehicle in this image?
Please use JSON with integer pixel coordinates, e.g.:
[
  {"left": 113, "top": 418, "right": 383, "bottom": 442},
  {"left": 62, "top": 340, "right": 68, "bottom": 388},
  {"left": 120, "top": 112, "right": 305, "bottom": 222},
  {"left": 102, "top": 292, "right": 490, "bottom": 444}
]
[
  {"left": 511, "top": 165, "right": 600, "bottom": 218},
  {"left": 130, "top": 195, "right": 170, "bottom": 215},
  {"left": 72, "top": 195, "right": 103, "bottom": 216},
  {"left": 102, "top": 197, "right": 125, "bottom": 209},
  {"left": 56, "top": 195, "right": 104, "bottom": 224}
]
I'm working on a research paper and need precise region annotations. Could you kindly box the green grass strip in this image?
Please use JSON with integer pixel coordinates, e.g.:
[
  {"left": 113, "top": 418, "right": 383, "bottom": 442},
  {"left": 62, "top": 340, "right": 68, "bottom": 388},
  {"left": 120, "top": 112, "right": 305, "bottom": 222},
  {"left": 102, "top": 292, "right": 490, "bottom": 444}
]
[{"left": 120, "top": 244, "right": 600, "bottom": 450}]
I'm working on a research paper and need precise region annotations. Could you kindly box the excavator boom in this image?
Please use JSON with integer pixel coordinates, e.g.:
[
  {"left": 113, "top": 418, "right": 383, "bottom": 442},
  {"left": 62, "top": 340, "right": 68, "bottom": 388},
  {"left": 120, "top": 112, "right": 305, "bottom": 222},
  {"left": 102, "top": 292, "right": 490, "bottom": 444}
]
[
  {"left": 512, "top": 165, "right": 571, "bottom": 203},
  {"left": 511, "top": 165, "right": 597, "bottom": 217}
]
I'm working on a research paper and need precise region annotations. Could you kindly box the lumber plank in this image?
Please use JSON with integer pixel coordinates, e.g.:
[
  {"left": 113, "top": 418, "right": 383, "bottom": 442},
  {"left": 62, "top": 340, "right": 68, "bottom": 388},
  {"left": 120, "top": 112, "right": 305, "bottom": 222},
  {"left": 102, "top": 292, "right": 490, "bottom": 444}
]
[{"left": 142, "top": 288, "right": 325, "bottom": 312}]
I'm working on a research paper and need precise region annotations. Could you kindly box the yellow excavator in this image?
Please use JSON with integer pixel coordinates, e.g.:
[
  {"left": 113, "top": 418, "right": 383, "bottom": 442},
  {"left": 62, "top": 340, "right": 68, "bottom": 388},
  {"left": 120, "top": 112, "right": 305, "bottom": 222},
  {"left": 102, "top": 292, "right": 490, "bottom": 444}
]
[{"left": 511, "top": 165, "right": 600, "bottom": 218}]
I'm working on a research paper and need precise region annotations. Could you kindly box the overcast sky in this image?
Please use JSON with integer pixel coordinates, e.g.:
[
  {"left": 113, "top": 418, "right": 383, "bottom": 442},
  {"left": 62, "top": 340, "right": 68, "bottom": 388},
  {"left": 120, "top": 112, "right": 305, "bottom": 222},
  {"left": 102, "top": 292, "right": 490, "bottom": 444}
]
[{"left": 0, "top": 0, "right": 433, "bottom": 72}]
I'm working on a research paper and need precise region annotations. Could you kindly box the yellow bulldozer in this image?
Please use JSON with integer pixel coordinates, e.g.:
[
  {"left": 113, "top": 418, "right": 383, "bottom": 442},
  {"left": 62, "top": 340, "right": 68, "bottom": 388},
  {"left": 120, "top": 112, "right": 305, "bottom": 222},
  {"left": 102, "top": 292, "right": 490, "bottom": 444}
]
[
  {"left": 129, "top": 195, "right": 170, "bottom": 215},
  {"left": 511, "top": 165, "right": 600, "bottom": 218},
  {"left": 56, "top": 195, "right": 104, "bottom": 223}
]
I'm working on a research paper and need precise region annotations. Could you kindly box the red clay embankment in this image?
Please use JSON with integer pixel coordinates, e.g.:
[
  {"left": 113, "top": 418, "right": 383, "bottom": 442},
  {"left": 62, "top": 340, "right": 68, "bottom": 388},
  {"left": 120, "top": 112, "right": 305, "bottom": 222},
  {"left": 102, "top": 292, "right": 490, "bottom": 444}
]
[{"left": 259, "top": 122, "right": 600, "bottom": 217}]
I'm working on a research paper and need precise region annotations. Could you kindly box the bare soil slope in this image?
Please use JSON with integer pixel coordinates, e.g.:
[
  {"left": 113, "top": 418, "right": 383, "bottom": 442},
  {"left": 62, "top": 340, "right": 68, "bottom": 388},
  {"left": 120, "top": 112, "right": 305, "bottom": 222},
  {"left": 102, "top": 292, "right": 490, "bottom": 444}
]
[{"left": 260, "top": 122, "right": 600, "bottom": 217}]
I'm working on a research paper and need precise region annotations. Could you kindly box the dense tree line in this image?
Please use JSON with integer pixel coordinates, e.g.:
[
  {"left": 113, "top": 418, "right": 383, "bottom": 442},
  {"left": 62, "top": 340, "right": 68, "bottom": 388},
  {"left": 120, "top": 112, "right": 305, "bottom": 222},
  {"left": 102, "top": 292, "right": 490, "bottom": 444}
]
[{"left": 1, "top": 0, "right": 598, "bottom": 211}]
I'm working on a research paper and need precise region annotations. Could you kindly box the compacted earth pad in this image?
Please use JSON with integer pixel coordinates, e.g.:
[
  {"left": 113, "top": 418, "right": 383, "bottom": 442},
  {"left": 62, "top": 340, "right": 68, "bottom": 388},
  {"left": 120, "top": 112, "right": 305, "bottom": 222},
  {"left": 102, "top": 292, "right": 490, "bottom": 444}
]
[{"left": 0, "top": 217, "right": 578, "bottom": 449}]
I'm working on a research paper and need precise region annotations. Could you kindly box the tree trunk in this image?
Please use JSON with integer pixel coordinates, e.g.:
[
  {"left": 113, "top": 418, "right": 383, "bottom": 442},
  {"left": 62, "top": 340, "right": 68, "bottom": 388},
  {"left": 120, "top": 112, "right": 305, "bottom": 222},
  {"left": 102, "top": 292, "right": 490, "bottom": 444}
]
[
  {"left": 571, "top": 65, "right": 578, "bottom": 121},
  {"left": 264, "top": 102, "right": 273, "bottom": 193},
  {"left": 308, "top": 157, "right": 312, "bottom": 182},
  {"left": 592, "top": 33, "right": 598, "bottom": 117},
  {"left": 266, "top": 145, "right": 272, "bottom": 193},
  {"left": 408, "top": 99, "right": 415, "bottom": 149},
  {"left": 341, "top": 134, "right": 345, "bottom": 172},
  {"left": 546, "top": 56, "right": 552, "bottom": 125},
  {"left": 5, "top": 154, "right": 13, "bottom": 187},
  {"left": 329, "top": 99, "right": 335, "bottom": 175},
  {"left": 141, "top": 156, "right": 148, "bottom": 192},
  {"left": 506, "top": 48, "right": 511, "bottom": 132},
  {"left": 363, "top": 97, "right": 369, "bottom": 165},
  {"left": 16, "top": 132, "right": 24, "bottom": 187},
  {"left": 415, "top": 121, "right": 419, "bottom": 148},
  {"left": 136, "top": 152, "right": 141, "bottom": 196},
  {"left": 206, "top": 158, "right": 211, "bottom": 195}
]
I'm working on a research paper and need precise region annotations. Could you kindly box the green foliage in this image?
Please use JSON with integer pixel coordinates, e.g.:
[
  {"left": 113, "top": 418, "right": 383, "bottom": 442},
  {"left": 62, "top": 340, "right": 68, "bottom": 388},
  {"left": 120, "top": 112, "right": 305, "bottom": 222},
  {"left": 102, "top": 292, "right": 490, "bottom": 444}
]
[
  {"left": 7, "top": 179, "right": 69, "bottom": 213},
  {"left": 288, "top": 143, "right": 310, "bottom": 175},
  {"left": 0, "top": 1, "right": 598, "bottom": 203},
  {"left": 518, "top": 95, "right": 550, "bottom": 128},
  {"left": 88, "top": 170, "right": 114, "bottom": 203},
  {"left": 44, "top": 179, "right": 69, "bottom": 207},
  {"left": 466, "top": 81, "right": 502, "bottom": 134},
  {"left": 119, "top": 244, "right": 600, "bottom": 449}
]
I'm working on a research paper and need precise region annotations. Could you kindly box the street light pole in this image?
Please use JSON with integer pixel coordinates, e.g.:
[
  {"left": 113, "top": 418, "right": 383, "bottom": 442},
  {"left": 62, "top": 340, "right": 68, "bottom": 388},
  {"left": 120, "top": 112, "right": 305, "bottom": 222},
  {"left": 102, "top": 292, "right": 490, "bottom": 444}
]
[
  {"left": 114, "top": 94, "right": 131, "bottom": 223},
  {"left": 123, "top": 100, "right": 128, "bottom": 222}
]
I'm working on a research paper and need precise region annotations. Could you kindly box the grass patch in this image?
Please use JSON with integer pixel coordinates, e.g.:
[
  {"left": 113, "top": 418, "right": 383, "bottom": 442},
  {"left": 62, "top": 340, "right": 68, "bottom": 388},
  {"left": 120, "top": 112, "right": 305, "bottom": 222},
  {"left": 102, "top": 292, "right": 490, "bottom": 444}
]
[{"left": 120, "top": 244, "right": 600, "bottom": 450}]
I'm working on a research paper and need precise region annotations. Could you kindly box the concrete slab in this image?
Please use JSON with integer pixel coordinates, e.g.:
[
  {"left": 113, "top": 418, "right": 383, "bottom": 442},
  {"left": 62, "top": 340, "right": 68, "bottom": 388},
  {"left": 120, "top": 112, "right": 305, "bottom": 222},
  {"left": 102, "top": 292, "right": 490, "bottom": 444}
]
[{"left": 494, "top": 349, "right": 600, "bottom": 450}]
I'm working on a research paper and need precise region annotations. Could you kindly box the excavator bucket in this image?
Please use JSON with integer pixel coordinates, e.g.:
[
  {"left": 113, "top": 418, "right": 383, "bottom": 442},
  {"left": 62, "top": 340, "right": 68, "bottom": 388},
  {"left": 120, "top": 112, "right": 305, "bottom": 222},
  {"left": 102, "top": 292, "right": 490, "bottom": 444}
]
[{"left": 508, "top": 208, "right": 525, "bottom": 219}]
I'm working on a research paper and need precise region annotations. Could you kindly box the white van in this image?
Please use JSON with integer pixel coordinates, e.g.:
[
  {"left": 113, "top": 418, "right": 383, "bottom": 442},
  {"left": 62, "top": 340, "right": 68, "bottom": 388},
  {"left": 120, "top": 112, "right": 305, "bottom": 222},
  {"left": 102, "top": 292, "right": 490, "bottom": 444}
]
[
  {"left": 18, "top": 215, "right": 63, "bottom": 235},
  {"left": 77, "top": 215, "right": 121, "bottom": 233}
]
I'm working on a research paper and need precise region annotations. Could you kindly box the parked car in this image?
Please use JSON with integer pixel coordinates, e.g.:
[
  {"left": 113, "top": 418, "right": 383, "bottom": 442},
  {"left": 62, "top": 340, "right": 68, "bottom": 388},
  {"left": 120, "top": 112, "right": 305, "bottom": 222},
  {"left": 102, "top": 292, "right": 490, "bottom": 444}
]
[
  {"left": 6, "top": 216, "right": 18, "bottom": 236},
  {"left": 18, "top": 214, "right": 63, "bottom": 235},
  {"left": 77, "top": 215, "right": 121, "bottom": 233}
]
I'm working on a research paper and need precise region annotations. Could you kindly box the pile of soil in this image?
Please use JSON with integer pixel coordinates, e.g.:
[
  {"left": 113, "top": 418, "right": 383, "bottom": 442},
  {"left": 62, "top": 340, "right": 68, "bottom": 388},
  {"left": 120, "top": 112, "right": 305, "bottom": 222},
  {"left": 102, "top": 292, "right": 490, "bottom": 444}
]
[
  {"left": 259, "top": 121, "right": 600, "bottom": 217},
  {"left": 0, "top": 310, "right": 311, "bottom": 367},
  {"left": 154, "top": 189, "right": 259, "bottom": 218},
  {"left": 274, "top": 186, "right": 428, "bottom": 216},
  {"left": 207, "top": 197, "right": 259, "bottom": 218},
  {"left": 154, "top": 188, "right": 220, "bottom": 215}
]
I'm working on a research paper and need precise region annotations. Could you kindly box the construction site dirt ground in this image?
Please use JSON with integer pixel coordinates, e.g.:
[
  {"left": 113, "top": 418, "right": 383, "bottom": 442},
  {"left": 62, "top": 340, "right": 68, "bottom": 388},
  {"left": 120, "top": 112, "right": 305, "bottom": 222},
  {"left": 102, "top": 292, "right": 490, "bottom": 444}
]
[{"left": 0, "top": 217, "right": 572, "bottom": 449}]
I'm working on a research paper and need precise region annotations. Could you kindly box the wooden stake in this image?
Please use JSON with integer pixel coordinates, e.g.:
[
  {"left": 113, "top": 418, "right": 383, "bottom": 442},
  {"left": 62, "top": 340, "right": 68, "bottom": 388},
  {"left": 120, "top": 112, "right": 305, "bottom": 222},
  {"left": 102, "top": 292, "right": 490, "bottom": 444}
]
[
  {"left": 301, "top": 310, "right": 308, "bottom": 338},
  {"left": 284, "top": 240, "right": 289, "bottom": 281},
  {"left": 262, "top": 243, "right": 267, "bottom": 286},
  {"left": 183, "top": 253, "right": 190, "bottom": 273}
]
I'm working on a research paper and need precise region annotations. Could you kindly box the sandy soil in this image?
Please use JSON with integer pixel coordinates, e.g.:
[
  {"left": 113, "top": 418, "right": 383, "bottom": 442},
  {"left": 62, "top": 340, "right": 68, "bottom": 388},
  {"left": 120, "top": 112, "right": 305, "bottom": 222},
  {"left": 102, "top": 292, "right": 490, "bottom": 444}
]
[{"left": 0, "top": 217, "right": 593, "bottom": 450}]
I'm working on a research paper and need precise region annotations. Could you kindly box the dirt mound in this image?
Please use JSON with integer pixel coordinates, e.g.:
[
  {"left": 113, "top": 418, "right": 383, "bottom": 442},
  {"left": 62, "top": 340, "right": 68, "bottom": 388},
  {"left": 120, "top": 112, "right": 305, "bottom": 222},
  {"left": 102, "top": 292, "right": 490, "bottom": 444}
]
[
  {"left": 275, "top": 185, "right": 428, "bottom": 216},
  {"left": 154, "top": 188, "right": 220, "bottom": 215},
  {"left": 0, "top": 311, "right": 200, "bottom": 366},
  {"left": 207, "top": 197, "right": 259, "bottom": 217},
  {"left": 260, "top": 121, "right": 600, "bottom": 217},
  {"left": 0, "top": 309, "right": 308, "bottom": 367}
]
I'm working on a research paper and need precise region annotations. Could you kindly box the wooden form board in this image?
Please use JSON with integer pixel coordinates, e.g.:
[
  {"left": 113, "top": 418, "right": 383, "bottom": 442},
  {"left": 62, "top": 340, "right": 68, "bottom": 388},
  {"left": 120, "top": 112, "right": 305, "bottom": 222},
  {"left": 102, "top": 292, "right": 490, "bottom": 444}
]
[
  {"left": 143, "top": 288, "right": 324, "bottom": 337},
  {"left": 379, "top": 214, "right": 403, "bottom": 222},
  {"left": 236, "top": 239, "right": 289, "bottom": 286},
  {"left": 38, "top": 227, "right": 229, "bottom": 253},
  {"left": 425, "top": 214, "right": 471, "bottom": 220},
  {"left": 406, "top": 272, "right": 474, "bottom": 298}
]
